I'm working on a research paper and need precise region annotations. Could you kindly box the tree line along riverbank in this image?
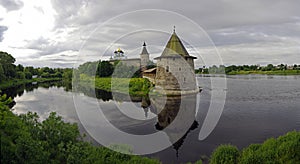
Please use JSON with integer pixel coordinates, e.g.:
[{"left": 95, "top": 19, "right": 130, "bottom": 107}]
[
  {"left": 196, "top": 64, "right": 300, "bottom": 75},
  {"left": 0, "top": 51, "right": 73, "bottom": 90}
]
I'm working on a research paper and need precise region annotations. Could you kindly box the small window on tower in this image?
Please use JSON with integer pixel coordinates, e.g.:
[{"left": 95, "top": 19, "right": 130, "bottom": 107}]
[
  {"left": 179, "top": 67, "right": 181, "bottom": 71},
  {"left": 166, "top": 66, "right": 169, "bottom": 72}
]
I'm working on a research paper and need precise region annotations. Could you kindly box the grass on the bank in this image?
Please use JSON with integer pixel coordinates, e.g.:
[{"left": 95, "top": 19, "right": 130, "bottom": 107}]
[
  {"left": 209, "top": 131, "right": 300, "bottom": 164},
  {"left": 79, "top": 74, "right": 152, "bottom": 96},
  {"left": 0, "top": 77, "right": 62, "bottom": 90}
]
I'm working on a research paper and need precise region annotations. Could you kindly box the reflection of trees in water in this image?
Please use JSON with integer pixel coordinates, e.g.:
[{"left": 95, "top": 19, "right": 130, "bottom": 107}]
[
  {"left": 151, "top": 94, "right": 199, "bottom": 156},
  {"left": 1, "top": 80, "right": 70, "bottom": 102},
  {"left": 1, "top": 81, "right": 69, "bottom": 108}
]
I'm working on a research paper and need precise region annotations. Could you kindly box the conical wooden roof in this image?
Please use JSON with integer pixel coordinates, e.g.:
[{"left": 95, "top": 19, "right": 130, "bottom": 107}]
[
  {"left": 161, "top": 31, "right": 189, "bottom": 57},
  {"left": 141, "top": 42, "right": 149, "bottom": 55},
  {"left": 156, "top": 30, "right": 196, "bottom": 59}
]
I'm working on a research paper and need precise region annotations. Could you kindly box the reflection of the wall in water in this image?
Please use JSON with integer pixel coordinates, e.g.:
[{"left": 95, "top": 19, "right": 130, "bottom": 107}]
[{"left": 150, "top": 94, "right": 198, "bottom": 156}]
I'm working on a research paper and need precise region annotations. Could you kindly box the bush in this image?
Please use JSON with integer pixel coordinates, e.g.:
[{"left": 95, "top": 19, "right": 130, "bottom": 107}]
[
  {"left": 41, "top": 72, "right": 50, "bottom": 78},
  {"left": 210, "top": 145, "right": 239, "bottom": 164},
  {"left": 15, "top": 71, "right": 25, "bottom": 79},
  {"left": 24, "top": 71, "right": 32, "bottom": 79},
  {"left": 239, "top": 131, "right": 300, "bottom": 163}
]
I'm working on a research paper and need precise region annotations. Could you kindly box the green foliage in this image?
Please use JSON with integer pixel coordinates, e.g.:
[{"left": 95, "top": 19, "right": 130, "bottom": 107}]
[
  {"left": 194, "top": 160, "right": 203, "bottom": 164},
  {"left": 0, "top": 51, "right": 67, "bottom": 87},
  {"left": 98, "top": 61, "right": 114, "bottom": 77},
  {"left": 209, "top": 131, "right": 300, "bottom": 164},
  {"left": 62, "top": 68, "right": 73, "bottom": 81},
  {"left": 24, "top": 71, "right": 32, "bottom": 79},
  {"left": 78, "top": 61, "right": 98, "bottom": 76},
  {"left": 197, "top": 64, "right": 300, "bottom": 75},
  {"left": 239, "top": 131, "right": 300, "bottom": 163},
  {"left": 0, "top": 64, "right": 5, "bottom": 82},
  {"left": 25, "top": 66, "right": 38, "bottom": 75},
  {"left": 41, "top": 72, "right": 50, "bottom": 78},
  {"left": 16, "top": 64, "right": 24, "bottom": 72},
  {"left": 16, "top": 71, "right": 25, "bottom": 79},
  {"left": 0, "top": 51, "right": 16, "bottom": 78},
  {"left": 95, "top": 77, "right": 151, "bottom": 96},
  {"left": 210, "top": 145, "right": 239, "bottom": 164},
  {"left": 0, "top": 93, "right": 160, "bottom": 164}
]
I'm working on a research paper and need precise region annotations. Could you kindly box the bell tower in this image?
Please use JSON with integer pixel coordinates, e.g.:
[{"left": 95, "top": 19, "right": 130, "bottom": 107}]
[{"left": 140, "top": 42, "right": 150, "bottom": 69}]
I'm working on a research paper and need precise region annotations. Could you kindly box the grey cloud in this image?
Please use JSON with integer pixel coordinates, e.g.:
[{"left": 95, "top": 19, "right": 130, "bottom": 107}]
[
  {"left": 0, "top": 26, "right": 8, "bottom": 42},
  {"left": 0, "top": 0, "right": 24, "bottom": 11},
  {"left": 51, "top": 0, "right": 300, "bottom": 29},
  {"left": 208, "top": 22, "right": 300, "bottom": 47},
  {"left": 7, "top": 0, "right": 300, "bottom": 67}
]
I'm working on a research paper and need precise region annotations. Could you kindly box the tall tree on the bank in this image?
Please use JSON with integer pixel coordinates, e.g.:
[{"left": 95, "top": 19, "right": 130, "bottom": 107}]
[
  {"left": 0, "top": 51, "right": 16, "bottom": 79},
  {"left": 0, "top": 64, "right": 5, "bottom": 82},
  {"left": 97, "top": 61, "right": 114, "bottom": 77}
]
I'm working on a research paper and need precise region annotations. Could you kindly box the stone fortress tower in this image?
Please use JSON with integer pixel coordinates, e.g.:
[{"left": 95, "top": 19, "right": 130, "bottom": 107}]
[
  {"left": 154, "top": 28, "right": 198, "bottom": 95},
  {"left": 140, "top": 42, "right": 150, "bottom": 69}
]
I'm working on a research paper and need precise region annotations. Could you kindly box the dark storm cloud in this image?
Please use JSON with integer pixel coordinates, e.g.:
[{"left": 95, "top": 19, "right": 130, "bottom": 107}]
[
  {"left": 0, "top": 0, "right": 24, "bottom": 11},
  {"left": 0, "top": 26, "right": 8, "bottom": 42}
]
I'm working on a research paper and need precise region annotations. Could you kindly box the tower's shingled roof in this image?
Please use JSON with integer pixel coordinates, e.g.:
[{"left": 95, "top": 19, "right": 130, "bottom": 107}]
[
  {"left": 141, "top": 42, "right": 149, "bottom": 55},
  {"left": 156, "top": 30, "right": 196, "bottom": 59}
]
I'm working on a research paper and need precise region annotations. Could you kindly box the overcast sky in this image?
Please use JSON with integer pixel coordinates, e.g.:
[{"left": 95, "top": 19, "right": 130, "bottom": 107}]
[{"left": 0, "top": 0, "right": 299, "bottom": 68}]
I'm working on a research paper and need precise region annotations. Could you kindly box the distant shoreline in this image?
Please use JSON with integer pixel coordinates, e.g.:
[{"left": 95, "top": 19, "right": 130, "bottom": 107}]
[
  {"left": 0, "top": 78, "right": 62, "bottom": 90},
  {"left": 196, "top": 70, "right": 300, "bottom": 76}
]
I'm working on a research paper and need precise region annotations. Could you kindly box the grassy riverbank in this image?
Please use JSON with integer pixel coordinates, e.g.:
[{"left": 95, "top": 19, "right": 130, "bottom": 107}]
[
  {"left": 0, "top": 77, "right": 62, "bottom": 90},
  {"left": 209, "top": 130, "right": 300, "bottom": 164},
  {"left": 78, "top": 74, "right": 152, "bottom": 96}
]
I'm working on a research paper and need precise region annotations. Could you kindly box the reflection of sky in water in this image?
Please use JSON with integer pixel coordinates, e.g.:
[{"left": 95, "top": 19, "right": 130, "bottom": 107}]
[{"left": 13, "top": 87, "right": 78, "bottom": 123}]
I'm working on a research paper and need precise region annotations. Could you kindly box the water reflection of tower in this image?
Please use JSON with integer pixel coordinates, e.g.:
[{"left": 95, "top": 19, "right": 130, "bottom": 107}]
[
  {"left": 141, "top": 96, "right": 151, "bottom": 118},
  {"left": 151, "top": 94, "right": 198, "bottom": 157}
]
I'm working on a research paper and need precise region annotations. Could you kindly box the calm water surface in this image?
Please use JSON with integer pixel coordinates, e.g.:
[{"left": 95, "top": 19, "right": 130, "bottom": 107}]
[{"left": 5, "top": 75, "right": 300, "bottom": 164}]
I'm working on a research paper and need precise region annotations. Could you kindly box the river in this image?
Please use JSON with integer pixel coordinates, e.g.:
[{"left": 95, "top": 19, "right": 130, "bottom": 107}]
[{"left": 3, "top": 75, "right": 300, "bottom": 164}]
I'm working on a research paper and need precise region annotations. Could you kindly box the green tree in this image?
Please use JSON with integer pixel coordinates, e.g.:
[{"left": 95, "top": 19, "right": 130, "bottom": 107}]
[
  {"left": 16, "top": 71, "right": 25, "bottom": 79},
  {"left": 97, "top": 61, "right": 114, "bottom": 77},
  {"left": 210, "top": 145, "right": 239, "bottom": 164},
  {"left": 16, "top": 64, "right": 24, "bottom": 72},
  {"left": 24, "top": 71, "right": 32, "bottom": 79},
  {"left": 0, "top": 51, "right": 16, "bottom": 78},
  {"left": 25, "top": 66, "right": 38, "bottom": 75},
  {"left": 0, "top": 64, "right": 5, "bottom": 81}
]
